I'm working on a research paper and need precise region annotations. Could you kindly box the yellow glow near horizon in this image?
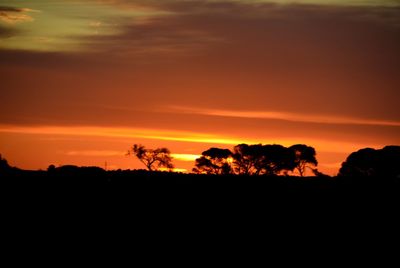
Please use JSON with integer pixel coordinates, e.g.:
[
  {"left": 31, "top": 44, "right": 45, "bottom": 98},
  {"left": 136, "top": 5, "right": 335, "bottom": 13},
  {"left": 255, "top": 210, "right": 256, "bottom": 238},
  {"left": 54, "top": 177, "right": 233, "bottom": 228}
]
[
  {"left": 0, "top": 124, "right": 385, "bottom": 154},
  {"left": 171, "top": 154, "right": 201, "bottom": 162},
  {"left": 159, "top": 167, "right": 188, "bottom": 173}
]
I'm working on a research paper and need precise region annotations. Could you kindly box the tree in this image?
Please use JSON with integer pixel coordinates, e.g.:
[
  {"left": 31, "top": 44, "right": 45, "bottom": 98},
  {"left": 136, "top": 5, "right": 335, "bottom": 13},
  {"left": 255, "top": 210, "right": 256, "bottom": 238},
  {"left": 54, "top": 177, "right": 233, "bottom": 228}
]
[
  {"left": 193, "top": 148, "right": 232, "bottom": 175},
  {"left": 47, "top": 164, "right": 56, "bottom": 173},
  {"left": 232, "top": 144, "right": 261, "bottom": 175},
  {"left": 0, "top": 154, "right": 11, "bottom": 172},
  {"left": 289, "top": 144, "right": 318, "bottom": 177},
  {"left": 127, "top": 144, "right": 174, "bottom": 171},
  {"left": 338, "top": 146, "right": 400, "bottom": 177},
  {"left": 257, "top": 144, "right": 296, "bottom": 176},
  {"left": 231, "top": 144, "right": 297, "bottom": 176}
]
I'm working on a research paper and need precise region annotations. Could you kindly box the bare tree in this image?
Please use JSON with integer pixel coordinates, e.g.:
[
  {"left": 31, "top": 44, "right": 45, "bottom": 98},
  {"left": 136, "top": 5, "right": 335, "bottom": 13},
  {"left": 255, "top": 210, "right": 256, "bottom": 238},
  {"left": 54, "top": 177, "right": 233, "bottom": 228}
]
[{"left": 127, "top": 144, "right": 174, "bottom": 171}]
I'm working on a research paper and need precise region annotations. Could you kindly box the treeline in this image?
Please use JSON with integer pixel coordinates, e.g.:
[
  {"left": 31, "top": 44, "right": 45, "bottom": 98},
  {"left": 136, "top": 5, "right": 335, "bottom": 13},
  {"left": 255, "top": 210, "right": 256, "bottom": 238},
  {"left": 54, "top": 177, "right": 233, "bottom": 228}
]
[
  {"left": 127, "top": 143, "right": 400, "bottom": 178},
  {"left": 193, "top": 144, "right": 318, "bottom": 176},
  {"left": 193, "top": 144, "right": 400, "bottom": 178},
  {"left": 1, "top": 145, "right": 400, "bottom": 178},
  {"left": 126, "top": 143, "right": 319, "bottom": 176}
]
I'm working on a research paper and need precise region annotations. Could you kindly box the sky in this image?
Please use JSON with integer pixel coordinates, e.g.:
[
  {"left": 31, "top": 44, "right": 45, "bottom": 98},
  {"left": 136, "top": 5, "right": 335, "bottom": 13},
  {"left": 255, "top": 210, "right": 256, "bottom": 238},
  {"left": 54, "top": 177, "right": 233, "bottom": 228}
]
[{"left": 1, "top": 0, "right": 399, "bottom": 175}]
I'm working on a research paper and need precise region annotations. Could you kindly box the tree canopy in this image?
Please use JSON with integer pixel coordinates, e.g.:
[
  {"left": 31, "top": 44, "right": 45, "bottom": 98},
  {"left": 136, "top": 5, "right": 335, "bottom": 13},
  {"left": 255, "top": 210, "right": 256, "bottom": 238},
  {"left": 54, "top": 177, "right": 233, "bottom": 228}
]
[
  {"left": 194, "top": 143, "right": 318, "bottom": 176},
  {"left": 339, "top": 146, "right": 400, "bottom": 177},
  {"left": 0, "top": 154, "right": 11, "bottom": 172},
  {"left": 289, "top": 144, "right": 318, "bottom": 177},
  {"left": 193, "top": 148, "right": 233, "bottom": 175}
]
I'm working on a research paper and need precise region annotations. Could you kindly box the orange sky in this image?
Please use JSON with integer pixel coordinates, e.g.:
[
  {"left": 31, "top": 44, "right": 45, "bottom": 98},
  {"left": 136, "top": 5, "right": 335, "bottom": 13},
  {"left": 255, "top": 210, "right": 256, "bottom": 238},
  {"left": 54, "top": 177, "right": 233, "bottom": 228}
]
[{"left": 1, "top": 0, "right": 399, "bottom": 176}]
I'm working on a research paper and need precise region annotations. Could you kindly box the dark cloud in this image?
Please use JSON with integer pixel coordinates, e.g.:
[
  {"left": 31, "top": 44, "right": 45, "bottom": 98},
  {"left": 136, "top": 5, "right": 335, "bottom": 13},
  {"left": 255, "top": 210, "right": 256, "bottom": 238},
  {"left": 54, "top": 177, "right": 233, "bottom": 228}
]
[
  {"left": 83, "top": 2, "right": 400, "bottom": 56},
  {"left": 0, "top": 6, "right": 24, "bottom": 38},
  {"left": 0, "top": 5, "right": 34, "bottom": 24},
  {"left": 0, "top": 6, "right": 25, "bottom": 12}
]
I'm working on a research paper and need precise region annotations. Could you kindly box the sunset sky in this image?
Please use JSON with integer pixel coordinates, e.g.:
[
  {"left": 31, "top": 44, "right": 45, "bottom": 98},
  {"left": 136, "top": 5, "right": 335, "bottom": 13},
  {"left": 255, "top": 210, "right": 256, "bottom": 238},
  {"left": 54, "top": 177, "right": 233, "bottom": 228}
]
[{"left": 1, "top": 0, "right": 399, "bottom": 175}]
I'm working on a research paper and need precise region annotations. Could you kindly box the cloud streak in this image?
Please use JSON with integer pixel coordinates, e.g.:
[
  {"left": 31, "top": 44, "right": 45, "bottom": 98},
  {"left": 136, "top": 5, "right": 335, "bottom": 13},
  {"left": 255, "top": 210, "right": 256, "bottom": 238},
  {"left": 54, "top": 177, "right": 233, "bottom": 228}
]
[
  {"left": 0, "top": 6, "right": 36, "bottom": 24},
  {"left": 169, "top": 107, "right": 400, "bottom": 127}
]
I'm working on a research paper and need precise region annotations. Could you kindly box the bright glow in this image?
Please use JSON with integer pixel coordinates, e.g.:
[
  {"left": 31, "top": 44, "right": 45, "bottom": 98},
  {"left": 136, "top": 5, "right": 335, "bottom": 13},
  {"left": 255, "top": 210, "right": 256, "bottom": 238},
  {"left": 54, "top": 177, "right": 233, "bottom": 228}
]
[
  {"left": 159, "top": 167, "right": 188, "bottom": 173},
  {"left": 0, "top": 124, "right": 385, "bottom": 154},
  {"left": 171, "top": 154, "right": 201, "bottom": 161}
]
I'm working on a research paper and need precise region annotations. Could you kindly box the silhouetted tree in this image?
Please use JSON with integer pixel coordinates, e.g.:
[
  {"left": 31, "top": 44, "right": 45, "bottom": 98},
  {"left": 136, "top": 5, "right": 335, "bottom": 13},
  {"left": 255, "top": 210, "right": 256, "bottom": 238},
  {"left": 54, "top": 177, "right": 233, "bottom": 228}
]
[
  {"left": 339, "top": 146, "right": 400, "bottom": 177},
  {"left": 289, "top": 144, "right": 318, "bottom": 177},
  {"left": 193, "top": 148, "right": 232, "bottom": 175},
  {"left": 232, "top": 144, "right": 261, "bottom": 175},
  {"left": 257, "top": 145, "right": 296, "bottom": 176},
  {"left": 210, "top": 144, "right": 298, "bottom": 176},
  {"left": 47, "top": 164, "right": 56, "bottom": 173},
  {"left": 0, "top": 154, "right": 11, "bottom": 172},
  {"left": 127, "top": 144, "right": 174, "bottom": 171},
  {"left": 57, "top": 165, "right": 80, "bottom": 174},
  {"left": 200, "top": 144, "right": 315, "bottom": 176}
]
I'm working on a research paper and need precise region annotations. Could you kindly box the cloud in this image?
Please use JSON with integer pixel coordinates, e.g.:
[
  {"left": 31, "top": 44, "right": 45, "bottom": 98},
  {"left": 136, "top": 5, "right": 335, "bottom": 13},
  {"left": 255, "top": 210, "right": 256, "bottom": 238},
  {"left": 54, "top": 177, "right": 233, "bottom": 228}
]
[
  {"left": 0, "top": 6, "right": 36, "bottom": 24},
  {"left": 0, "top": 7, "right": 25, "bottom": 12},
  {"left": 169, "top": 106, "right": 400, "bottom": 127},
  {"left": 0, "top": 6, "right": 40, "bottom": 13},
  {"left": 76, "top": 0, "right": 400, "bottom": 66},
  {"left": 0, "top": 1, "right": 399, "bottom": 145},
  {"left": 2, "top": 1, "right": 400, "bottom": 56}
]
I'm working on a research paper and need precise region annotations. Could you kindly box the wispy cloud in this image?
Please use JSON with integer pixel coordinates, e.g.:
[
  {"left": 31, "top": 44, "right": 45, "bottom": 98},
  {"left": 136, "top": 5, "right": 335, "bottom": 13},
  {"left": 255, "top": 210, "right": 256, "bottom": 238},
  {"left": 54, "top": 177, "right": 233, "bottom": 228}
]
[
  {"left": 169, "top": 106, "right": 400, "bottom": 127},
  {"left": 0, "top": 6, "right": 38, "bottom": 24}
]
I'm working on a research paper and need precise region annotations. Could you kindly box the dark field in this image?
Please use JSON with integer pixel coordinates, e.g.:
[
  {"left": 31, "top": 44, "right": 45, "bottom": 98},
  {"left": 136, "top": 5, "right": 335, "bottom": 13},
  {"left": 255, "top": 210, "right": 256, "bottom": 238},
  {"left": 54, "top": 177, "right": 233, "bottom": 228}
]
[
  {"left": 3, "top": 169, "right": 400, "bottom": 210},
  {"left": 2, "top": 168, "right": 400, "bottom": 259}
]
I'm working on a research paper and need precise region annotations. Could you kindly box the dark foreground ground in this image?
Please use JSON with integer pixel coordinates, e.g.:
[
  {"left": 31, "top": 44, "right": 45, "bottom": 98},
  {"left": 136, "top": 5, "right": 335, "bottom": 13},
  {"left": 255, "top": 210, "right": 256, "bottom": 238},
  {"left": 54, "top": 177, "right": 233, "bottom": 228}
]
[
  {"left": 2, "top": 169, "right": 400, "bottom": 210},
  {"left": 2, "top": 169, "right": 400, "bottom": 262}
]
